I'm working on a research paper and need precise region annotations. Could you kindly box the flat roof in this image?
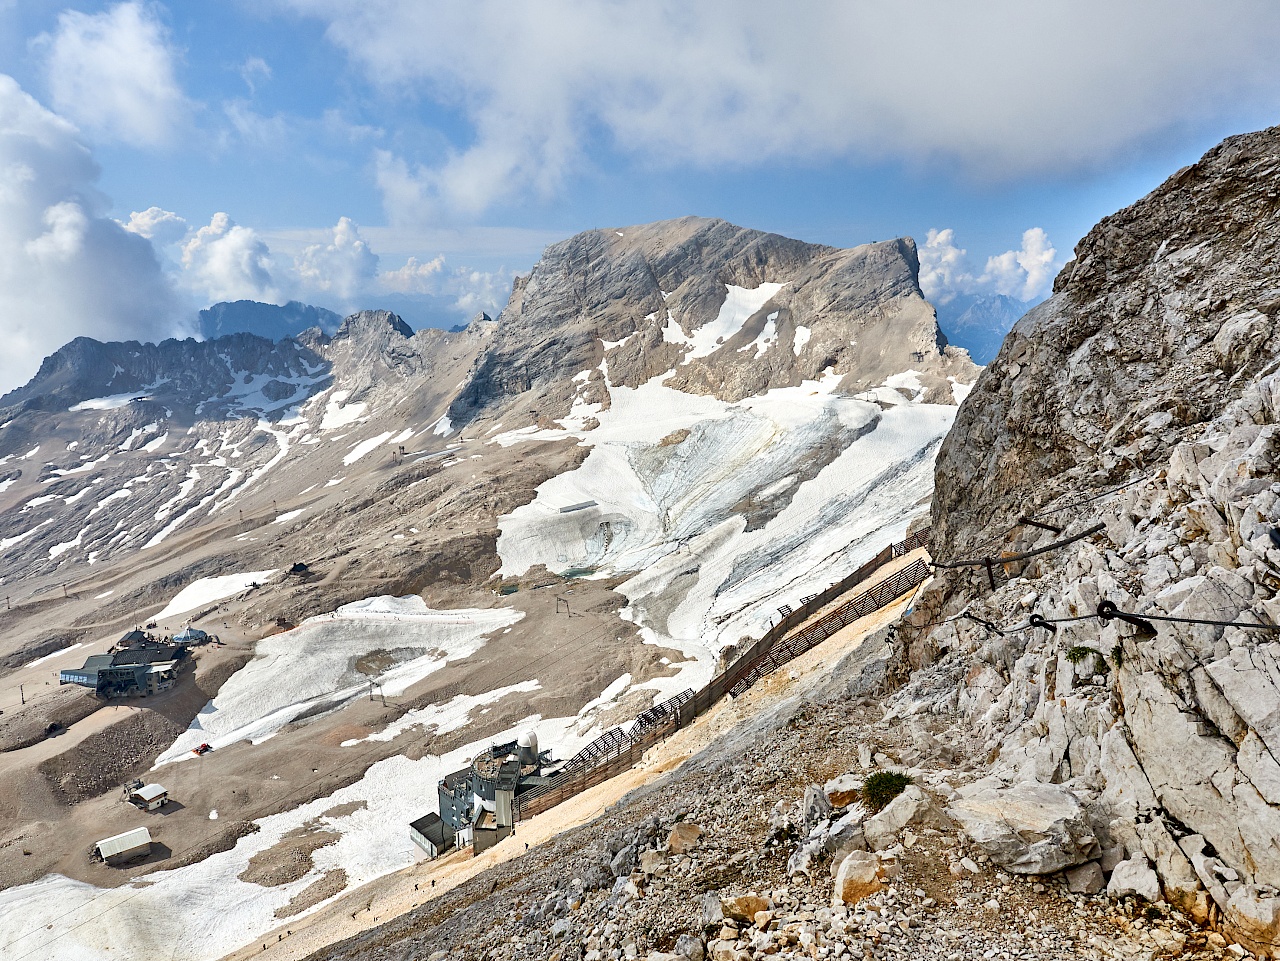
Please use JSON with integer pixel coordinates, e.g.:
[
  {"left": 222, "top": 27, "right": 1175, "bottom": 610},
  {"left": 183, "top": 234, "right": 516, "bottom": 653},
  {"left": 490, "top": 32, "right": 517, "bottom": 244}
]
[
  {"left": 132, "top": 784, "right": 166, "bottom": 801},
  {"left": 96, "top": 827, "right": 151, "bottom": 859},
  {"left": 113, "top": 646, "right": 182, "bottom": 666}
]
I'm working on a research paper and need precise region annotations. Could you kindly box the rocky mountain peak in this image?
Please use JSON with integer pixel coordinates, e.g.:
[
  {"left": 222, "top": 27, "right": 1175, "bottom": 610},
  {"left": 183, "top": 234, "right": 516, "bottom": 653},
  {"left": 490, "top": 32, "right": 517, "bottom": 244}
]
[
  {"left": 450, "top": 217, "right": 975, "bottom": 427},
  {"left": 332, "top": 309, "right": 415, "bottom": 342}
]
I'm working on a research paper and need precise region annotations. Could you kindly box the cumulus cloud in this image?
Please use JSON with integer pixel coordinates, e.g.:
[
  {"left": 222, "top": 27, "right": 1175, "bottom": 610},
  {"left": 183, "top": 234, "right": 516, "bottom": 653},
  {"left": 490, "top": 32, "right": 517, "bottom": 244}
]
[
  {"left": 275, "top": 0, "right": 1280, "bottom": 220},
  {"left": 449, "top": 267, "right": 510, "bottom": 317},
  {"left": 122, "top": 205, "right": 188, "bottom": 245},
  {"left": 980, "top": 228, "right": 1057, "bottom": 302},
  {"left": 917, "top": 229, "right": 973, "bottom": 307},
  {"left": 294, "top": 216, "right": 379, "bottom": 301},
  {"left": 918, "top": 227, "right": 1058, "bottom": 305},
  {"left": 38, "top": 1, "right": 187, "bottom": 148},
  {"left": 181, "top": 212, "right": 282, "bottom": 304},
  {"left": 0, "top": 74, "right": 182, "bottom": 394},
  {"left": 379, "top": 253, "right": 446, "bottom": 293}
]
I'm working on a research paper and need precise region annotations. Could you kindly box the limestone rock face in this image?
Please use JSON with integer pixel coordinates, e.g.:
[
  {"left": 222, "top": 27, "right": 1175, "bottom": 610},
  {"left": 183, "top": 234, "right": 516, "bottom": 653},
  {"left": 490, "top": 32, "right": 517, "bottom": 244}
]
[
  {"left": 898, "top": 126, "right": 1280, "bottom": 953},
  {"left": 946, "top": 782, "right": 1099, "bottom": 874}
]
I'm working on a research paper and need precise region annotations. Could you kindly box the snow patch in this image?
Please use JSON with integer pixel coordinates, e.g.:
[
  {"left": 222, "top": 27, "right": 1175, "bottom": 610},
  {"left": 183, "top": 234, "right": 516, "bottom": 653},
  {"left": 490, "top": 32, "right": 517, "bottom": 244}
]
[
  {"left": 319, "top": 390, "right": 367, "bottom": 431},
  {"left": 792, "top": 325, "right": 811, "bottom": 356},
  {"left": 343, "top": 431, "right": 395, "bottom": 466},
  {"left": 682, "top": 283, "right": 785, "bottom": 363},
  {"left": 154, "top": 598, "right": 523, "bottom": 763},
  {"left": 27, "top": 642, "right": 84, "bottom": 667},
  {"left": 340, "top": 679, "right": 542, "bottom": 746},
  {"left": 155, "top": 570, "right": 277, "bottom": 621}
]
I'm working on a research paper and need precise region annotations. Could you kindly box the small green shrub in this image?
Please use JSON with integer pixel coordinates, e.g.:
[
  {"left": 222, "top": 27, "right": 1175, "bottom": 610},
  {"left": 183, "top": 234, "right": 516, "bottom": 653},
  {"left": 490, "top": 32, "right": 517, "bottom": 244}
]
[
  {"left": 1111, "top": 643, "right": 1124, "bottom": 669},
  {"left": 1064, "top": 645, "right": 1095, "bottom": 665},
  {"left": 861, "top": 771, "right": 913, "bottom": 813}
]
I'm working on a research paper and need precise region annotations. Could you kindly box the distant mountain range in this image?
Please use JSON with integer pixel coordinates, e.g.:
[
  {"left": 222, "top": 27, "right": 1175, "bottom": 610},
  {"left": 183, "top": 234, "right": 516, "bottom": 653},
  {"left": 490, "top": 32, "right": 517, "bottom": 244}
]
[
  {"left": 934, "top": 292, "right": 1032, "bottom": 364},
  {"left": 193, "top": 282, "right": 1029, "bottom": 367},
  {"left": 197, "top": 300, "right": 344, "bottom": 341}
]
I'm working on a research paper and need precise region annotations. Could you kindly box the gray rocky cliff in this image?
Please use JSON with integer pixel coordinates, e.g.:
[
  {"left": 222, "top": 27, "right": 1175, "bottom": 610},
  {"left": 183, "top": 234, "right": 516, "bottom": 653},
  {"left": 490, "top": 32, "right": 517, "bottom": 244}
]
[{"left": 896, "top": 125, "right": 1280, "bottom": 953}]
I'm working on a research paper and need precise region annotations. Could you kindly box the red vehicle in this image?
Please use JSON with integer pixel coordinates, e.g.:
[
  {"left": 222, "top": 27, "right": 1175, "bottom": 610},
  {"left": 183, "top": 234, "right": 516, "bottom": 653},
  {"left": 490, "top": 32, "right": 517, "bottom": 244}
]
[{"left": 192, "top": 743, "right": 213, "bottom": 755}]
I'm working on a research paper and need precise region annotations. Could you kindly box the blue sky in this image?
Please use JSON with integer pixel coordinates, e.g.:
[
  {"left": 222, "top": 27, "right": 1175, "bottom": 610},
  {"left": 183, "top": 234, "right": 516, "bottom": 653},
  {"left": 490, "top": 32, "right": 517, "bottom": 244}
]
[{"left": 1, "top": 1, "right": 1279, "bottom": 392}]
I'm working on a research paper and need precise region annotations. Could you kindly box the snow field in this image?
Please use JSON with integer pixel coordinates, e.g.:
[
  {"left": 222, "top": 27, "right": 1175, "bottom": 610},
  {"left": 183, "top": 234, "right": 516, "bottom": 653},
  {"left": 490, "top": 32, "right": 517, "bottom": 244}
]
[
  {"left": 339, "top": 679, "right": 542, "bottom": 746},
  {"left": 343, "top": 430, "right": 395, "bottom": 466},
  {"left": 154, "top": 598, "right": 524, "bottom": 763},
  {"left": 681, "top": 283, "right": 785, "bottom": 362},
  {"left": 497, "top": 328, "right": 957, "bottom": 709},
  {"left": 153, "top": 570, "right": 277, "bottom": 621}
]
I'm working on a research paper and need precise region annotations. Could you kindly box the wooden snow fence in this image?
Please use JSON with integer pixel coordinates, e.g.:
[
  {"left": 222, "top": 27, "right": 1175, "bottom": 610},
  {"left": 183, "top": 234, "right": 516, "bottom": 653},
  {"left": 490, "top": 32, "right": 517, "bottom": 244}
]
[{"left": 510, "top": 529, "right": 932, "bottom": 822}]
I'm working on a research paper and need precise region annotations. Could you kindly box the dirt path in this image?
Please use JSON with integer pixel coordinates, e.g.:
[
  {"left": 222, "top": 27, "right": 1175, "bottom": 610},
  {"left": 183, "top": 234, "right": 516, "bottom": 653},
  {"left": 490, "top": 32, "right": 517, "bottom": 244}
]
[
  {"left": 780, "top": 546, "right": 927, "bottom": 639},
  {"left": 0, "top": 705, "right": 136, "bottom": 772}
]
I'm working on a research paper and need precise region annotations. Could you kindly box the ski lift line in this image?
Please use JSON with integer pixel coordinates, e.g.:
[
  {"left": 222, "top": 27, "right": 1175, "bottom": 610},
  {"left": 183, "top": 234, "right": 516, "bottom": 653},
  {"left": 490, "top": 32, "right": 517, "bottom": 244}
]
[
  {"left": 2, "top": 610, "right": 635, "bottom": 961},
  {"left": 930, "top": 523, "right": 1106, "bottom": 571}
]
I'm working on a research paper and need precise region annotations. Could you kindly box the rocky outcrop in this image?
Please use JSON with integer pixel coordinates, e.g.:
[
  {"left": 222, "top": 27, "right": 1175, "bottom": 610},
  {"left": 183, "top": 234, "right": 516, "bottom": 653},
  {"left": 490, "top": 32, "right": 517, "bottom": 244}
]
[
  {"left": 946, "top": 781, "right": 1100, "bottom": 874},
  {"left": 897, "top": 125, "right": 1280, "bottom": 952}
]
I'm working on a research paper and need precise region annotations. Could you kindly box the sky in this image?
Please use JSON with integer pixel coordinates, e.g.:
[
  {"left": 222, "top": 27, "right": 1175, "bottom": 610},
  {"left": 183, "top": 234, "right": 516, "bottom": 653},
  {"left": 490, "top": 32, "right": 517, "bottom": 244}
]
[{"left": 1, "top": 1, "right": 1279, "bottom": 393}]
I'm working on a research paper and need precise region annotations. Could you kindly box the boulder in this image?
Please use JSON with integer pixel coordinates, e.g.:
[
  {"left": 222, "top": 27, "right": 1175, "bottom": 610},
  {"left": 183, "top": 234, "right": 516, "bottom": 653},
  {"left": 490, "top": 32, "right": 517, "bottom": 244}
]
[
  {"left": 673, "top": 934, "right": 706, "bottom": 961},
  {"left": 610, "top": 844, "right": 636, "bottom": 877},
  {"left": 700, "top": 891, "right": 724, "bottom": 926},
  {"left": 667, "top": 822, "right": 703, "bottom": 854},
  {"left": 1224, "top": 886, "right": 1280, "bottom": 959},
  {"left": 1107, "top": 857, "right": 1161, "bottom": 901},
  {"left": 831, "top": 850, "right": 886, "bottom": 907},
  {"left": 719, "top": 894, "right": 772, "bottom": 923},
  {"left": 787, "top": 836, "right": 828, "bottom": 877},
  {"left": 1065, "top": 861, "right": 1105, "bottom": 894},
  {"left": 640, "top": 850, "right": 666, "bottom": 875},
  {"left": 947, "top": 781, "right": 1100, "bottom": 874},
  {"left": 863, "top": 785, "right": 940, "bottom": 851},
  {"left": 825, "top": 774, "right": 862, "bottom": 807},
  {"left": 801, "top": 785, "right": 832, "bottom": 830}
]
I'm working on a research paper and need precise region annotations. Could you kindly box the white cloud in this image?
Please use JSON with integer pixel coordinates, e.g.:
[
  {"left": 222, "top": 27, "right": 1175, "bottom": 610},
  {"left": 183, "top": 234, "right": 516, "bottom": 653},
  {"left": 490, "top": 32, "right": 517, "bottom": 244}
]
[
  {"left": 38, "top": 1, "right": 187, "bottom": 148},
  {"left": 294, "top": 216, "right": 379, "bottom": 301},
  {"left": 181, "top": 212, "right": 282, "bottom": 304},
  {"left": 222, "top": 99, "right": 289, "bottom": 150},
  {"left": 450, "top": 267, "right": 509, "bottom": 317},
  {"left": 917, "top": 229, "right": 973, "bottom": 306},
  {"left": 275, "top": 0, "right": 1280, "bottom": 220},
  {"left": 918, "top": 227, "right": 1058, "bottom": 305},
  {"left": 379, "top": 253, "right": 445, "bottom": 293},
  {"left": 122, "top": 205, "right": 188, "bottom": 245},
  {"left": 0, "top": 74, "right": 183, "bottom": 395},
  {"left": 980, "top": 228, "right": 1057, "bottom": 302},
  {"left": 239, "top": 56, "right": 271, "bottom": 95}
]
